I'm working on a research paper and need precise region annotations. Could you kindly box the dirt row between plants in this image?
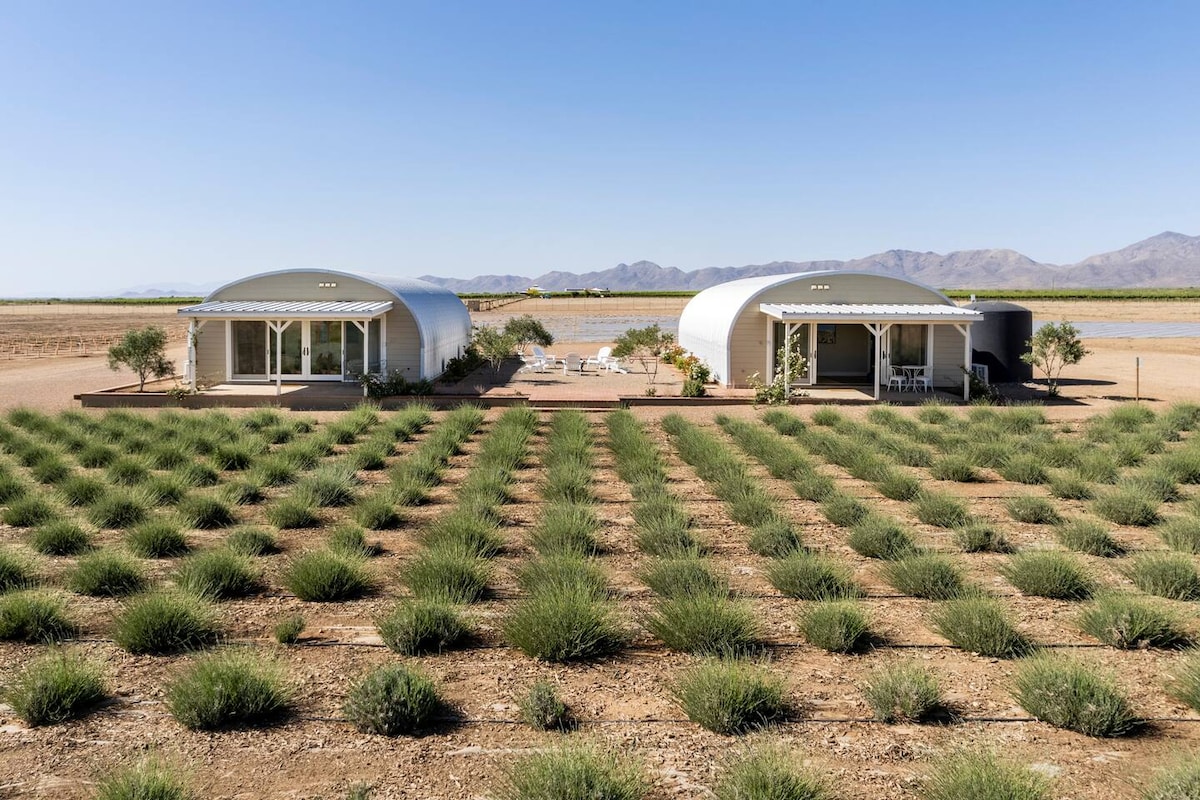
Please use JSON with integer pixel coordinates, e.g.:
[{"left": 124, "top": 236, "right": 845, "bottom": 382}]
[{"left": 2, "top": 404, "right": 1199, "bottom": 798}]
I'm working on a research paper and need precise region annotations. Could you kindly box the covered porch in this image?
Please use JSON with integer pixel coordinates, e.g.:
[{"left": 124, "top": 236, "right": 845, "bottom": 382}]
[
  {"left": 759, "top": 302, "right": 983, "bottom": 400},
  {"left": 180, "top": 300, "right": 392, "bottom": 393}
]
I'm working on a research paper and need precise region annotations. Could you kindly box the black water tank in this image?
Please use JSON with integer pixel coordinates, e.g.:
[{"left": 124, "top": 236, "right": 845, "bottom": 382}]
[{"left": 965, "top": 301, "right": 1033, "bottom": 383}]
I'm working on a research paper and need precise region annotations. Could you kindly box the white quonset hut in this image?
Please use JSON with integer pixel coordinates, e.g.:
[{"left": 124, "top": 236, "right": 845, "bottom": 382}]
[
  {"left": 178, "top": 269, "right": 471, "bottom": 389},
  {"left": 678, "top": 271, "right": 983, "bottom": 399}
]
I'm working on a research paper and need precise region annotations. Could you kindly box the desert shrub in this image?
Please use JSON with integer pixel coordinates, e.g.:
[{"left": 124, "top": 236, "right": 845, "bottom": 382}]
[
  {"left": 148, "top": 442, "right": 192, "bottom": 470},
  {"left": 174, "top": 549, "right": 260, "bottom": 600},
  {"left": 225, "top": 526, "right": 279, "bottom": 557},
  {"left": 69, "top": 550, "right": 149, "bottom": 597},
  {"left": 914, "top": 491, "right": 970, "bottom": 528},
  {"left": 713, "top": 748, "right": 830, "bottom": 800},
  {"left": 644, "top": 594, "right": 760, "bottom": 656},
  {"left": 530, "top": 503, "right": 600, "bottom": 558},
  {"left": 77, "top": 442, "right": 118, "bottom": 469},
  {"left": 862, "top": 661, "right": 943, "bottom": 723},
  {"left": 1094, "top": 488, "right": 1160, "bottom": 527},
  {"left": 30, "top": 520, "right": 92, "bottom": 556},
  {"left": 283, "top": 550, "right": 373, "bottom": 601},
  {"left": 0, "top": 591, "right": 76, "bottom": 643},
  {"left": 800, "top": 600, "right": 870, "bottom": 653},
  {"left": 922, "top": 750, "right": 1050, "bottom": 800},
  {"left": 1048, "top": 473, "right": 1094, "bottom": 501},
  {"left": 748, "top": 519, "right": 804, "bottom": 558},
  {"left": 351, "top": 494, "right": 402, "bottom": 530},
  {"left": 965, "top": 439, "right": 1016, "bottom": 470},
  {"left": 3, "top": 495, "right": 60, "bottom": 528},
  {"left": 93, "top": 758, "right": 192, "bottom": 800},
  {"left": 930, "top": 595, "right": 1032, "bottom": 658},
  {"left": 1158, "top": 516, "right": 1200, "bottom": 554},
  {"left": 877, "top": 471, "right": 922, "bottom": 501},
  {"left": 5, "top": 651, "right": 106, "bottom": 727},
  {"left": 106, "top": 457, "right": 151, "bottom": 486},
  {"left": 30, "top": 452, "right": 72, "bottom": 485},
  {"left": 111, "top": 592, "right": 219, "bottom": 654},
  {"left": 274, "top": 614, "right": 305, "bottom": 644},
  {"left": 87, "top": 491, "right": 148, "bottom": 529},
  {"left": 251, "top": 455, "right": 297, "bottom": 487},
  {"left": 1078, "top": 593, "right": 1189, "bottom": 649},
  {"left": 266, "top": 496, "right": 321, "bottom": 529},
  {"left": 1074, "top": 451, "right": 1120, "bottom": 484},
  {"left": 143, "top": 474, "right": 188, "bottom": 506},
  {"left": 328, "top": 523, "right": 382, "bottom": 558},
  {"left": 344, "top": 663, "right": 441, "bottom": 737},
  {"left": 848, "top": 514, "right": 918, "bottom": 560},
  {"left": 821, "top": 493, "right": 868, "bottom": 527},
  {"left": 1000, "top": 551, "right": 1095, "bottom": 600},
  {"left": 504, "top": 585, "right": 626, "bottom": 662},
  {"left": 519, "top": 681, "right": 573, "bottom": 731},
  {"left": 1011, "top": 654, "right": 1139, "bottom": 737},
  {"left": 0, "top": 548, "right": 37, "bottom": 593},
  {"left": 930, "top": 455, "right": 983, "bottom": 483},
  {"left": 767, "top": 552, "right": 862, "bottom": 600},
  {"left": 210, "top": 442, "right": 261, "bottom": 472},
  {"left": 521, "top": 555, "right": 610, "bottom": 600},
  {"left": 792, "top": 471, "right": 836, "bottom": 502},
  {"left": 1142, "top": 758, "right": 1200, "bottom": 800},
  {"left": 632, "top": 497, "right": 698, "bottom": 556},
  {"left": 1056, "top": 519, "right": 1124, "bottom": 557},
  {"left": 881, "top": 554, "right": 970, "bottom": 600},
  {"left": 376, "top": 597, "right": 470, "bottom": 655},
  {"left": 1122, "top": 468, "right": 1182, "bottom": 504},
  {"left": 403, "top": 547, "right": 490, "bottom": 604},
  {"left": 1122, "top": 553, "right": 1200, "bottom": 601},
  {"left": 126, "top": 520, "right": 189, "bottom": 558},
  {"left": 502, "top": 746, "right": 646, "bottom": 800},
  {"left": 1166, "top": 651, "right": 1200, "bottom": 713},
  {"left": 420, "top": 510, "right": 504, "bottom": 558},
  {"left": 295, "top": 465, "right": 358, "bottom": 507},
  {"left": 999, "top": 455, "right": 1050, "bottom": 485},
  {"left": 176, "top": 495, "right": 237, "bottom": 530},
  {"left": 168, "top": 649, "right": 290, "bottom": 730},
  {"left": 220, "top": 479, "right": 264, "bottom": 506},
  {"left": 673, "top": 659, "right": 787, "bottom": 735},
  {"left": 953, "top": 521, "right": 1012, "bottom": 553},
  {"left": 1006, "top": 495, "right": 1062, "bottom": 525},
  {"left": 1161, "top": 448, "right": 1200, "bottom": 485}
]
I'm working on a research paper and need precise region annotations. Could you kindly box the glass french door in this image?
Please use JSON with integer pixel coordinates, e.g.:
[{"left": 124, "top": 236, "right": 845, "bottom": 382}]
[{"left": 230, "top": 320, "right": 345, "bottom": 381}]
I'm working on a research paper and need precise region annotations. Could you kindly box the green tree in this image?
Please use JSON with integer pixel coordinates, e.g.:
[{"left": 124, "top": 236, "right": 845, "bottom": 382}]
[
  {"left": 612, "top": 324, "right": 671, "bottom": 384},
  {"left": 107, "top": 326, "right": 175, "bottom": 392},
  {"left": 472, "top": 324, "right": 518, "bottom": 372},
  {"left": 1021, "top": 321, "right": 1089, "bottom": 397},
  {"left": 502, "top": 315, "right": 554, "bottom": 355}
]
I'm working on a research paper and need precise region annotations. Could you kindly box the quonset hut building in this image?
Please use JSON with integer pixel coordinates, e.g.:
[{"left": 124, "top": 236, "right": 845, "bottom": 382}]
[
  {"left": 178, "top": 269, "right": 471, "bottom": 389},
  {"left": 678, "top": 271, "right": 984, "bottom": 399}
]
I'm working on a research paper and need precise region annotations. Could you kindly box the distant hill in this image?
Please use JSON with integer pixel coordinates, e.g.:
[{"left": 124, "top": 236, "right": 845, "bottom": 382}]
[{"left": 419, "top": 231, "right": 1200, "bottom": 293}]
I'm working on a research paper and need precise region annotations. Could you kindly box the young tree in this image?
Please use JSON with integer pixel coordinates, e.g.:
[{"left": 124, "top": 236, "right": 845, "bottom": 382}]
[
  {"left": 502, "top": 315, "right": 554, "bottom": 355},
  {"left": 472, "top": 324, "right": 518, "bottom": 372},
  {"left": 107, "top": 326, "right": 175, "bottom": 392},
  {"left": 612, "top": 324, "right": 671, "bottom": 384},
  {"left": 1021, "top": 321, "right": 1089, "bottom": 397}
]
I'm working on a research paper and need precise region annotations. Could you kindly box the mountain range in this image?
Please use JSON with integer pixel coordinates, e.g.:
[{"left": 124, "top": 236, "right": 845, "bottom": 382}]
[{"left": 416, "top": 231, "right": 1200, "bottom": 293}]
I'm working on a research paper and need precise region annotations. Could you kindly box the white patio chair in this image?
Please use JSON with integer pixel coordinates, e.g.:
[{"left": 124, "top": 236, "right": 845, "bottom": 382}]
[
  {"left": 532, "top": 345, "right": 557, "bottom": 368},
  {"left": 887, "top": 366, "right": 908, "bottom": 392},
  {"left": 910, "top": 367, "right": 932, "bottom": 393},
  {"left": 585, "top": 346, "right": 612, "bottom": 370},
  {"left": 561, "top": 352, "right": 583, "bottom": 375}
]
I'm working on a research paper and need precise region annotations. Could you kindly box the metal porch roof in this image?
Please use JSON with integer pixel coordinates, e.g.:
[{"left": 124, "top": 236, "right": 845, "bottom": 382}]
[
  {"left": 759, "top": 302, "right": 982, "bottom": 323},
  {"left": 178, "top": 300, "right": 393, "bottom": 320}
]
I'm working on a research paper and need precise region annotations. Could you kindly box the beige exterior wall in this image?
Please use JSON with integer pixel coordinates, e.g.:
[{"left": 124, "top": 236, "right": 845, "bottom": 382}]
[
  {"left": 194, "top": 320, "right": 227, "bottom": 386},
  {"left": 725, "top": 273, "right": 949, "bottom": 387},
  {"left": 212, "top": 273, "right": 396, "bottom": 304},
  {"left": 932, "top": 324, "right": 969, "bottom": 389},
  {"left": 383, "top": 310, "right": 421, "bottom": 377}
]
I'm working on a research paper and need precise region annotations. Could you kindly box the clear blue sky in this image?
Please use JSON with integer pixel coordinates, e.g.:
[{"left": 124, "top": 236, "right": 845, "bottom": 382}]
[{"left": 1, "top": 1, "right": 1197, "bottom": 296}]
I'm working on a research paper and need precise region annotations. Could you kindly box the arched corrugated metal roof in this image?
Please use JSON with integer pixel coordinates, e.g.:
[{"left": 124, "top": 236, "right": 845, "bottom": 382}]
[
  {"left": 678, "top": 270, "right": 956, "bottom": 385},
  {"left": 205, "top": 269, "right": 471, "bottom": 379}
]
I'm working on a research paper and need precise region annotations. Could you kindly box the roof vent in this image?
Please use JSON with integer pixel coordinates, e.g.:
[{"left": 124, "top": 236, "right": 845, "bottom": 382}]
[{"left": 318, "top": 281, "right": 338, "bottom": 288}]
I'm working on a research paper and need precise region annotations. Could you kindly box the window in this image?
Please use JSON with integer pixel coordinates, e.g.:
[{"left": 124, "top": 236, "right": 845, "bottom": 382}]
[{"left": 889, "top": 324, "right": 928, "bottom": 366}]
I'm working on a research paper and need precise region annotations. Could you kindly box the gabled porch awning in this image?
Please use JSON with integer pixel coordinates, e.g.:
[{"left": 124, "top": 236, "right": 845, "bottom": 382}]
[
  {"left": 178, "top": 300, "right": 393, "bottom": 320},
  {"left": 759, "top": 302, "right": 982, "bottom": 323}
]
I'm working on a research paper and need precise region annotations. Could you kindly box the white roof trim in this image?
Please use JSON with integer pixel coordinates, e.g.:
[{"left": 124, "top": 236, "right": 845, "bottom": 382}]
[
  {"left": 179, "top": 300, "right": 393, "bottom": 320},
  {"left": 760, "top": 302, "right": 982, "bottom": 323}
]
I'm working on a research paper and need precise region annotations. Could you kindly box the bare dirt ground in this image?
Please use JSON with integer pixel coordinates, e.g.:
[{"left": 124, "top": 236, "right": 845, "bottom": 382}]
[{"left": 0, "top": 300, "right": 1197, "bottom": 799}]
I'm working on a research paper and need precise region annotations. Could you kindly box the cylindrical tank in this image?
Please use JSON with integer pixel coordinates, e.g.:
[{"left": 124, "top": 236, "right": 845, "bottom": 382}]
[{"left": 965, "top": 301, "right": 1034, "bottom": 383}]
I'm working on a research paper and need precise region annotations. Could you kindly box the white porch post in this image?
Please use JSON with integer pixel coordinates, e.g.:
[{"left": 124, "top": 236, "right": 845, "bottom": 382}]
[
  {"left": 868, "top": 323, "right": 882, "bottom": 401},
  {"left": 274, "top": 322, "right": 283, "bottom": 396},
  {"left": 962, "top": 324, "right": 972, "bottom": 401},
  {"left": 783, "top": 321, "right": 793, "bottom": 388},
  {"left": 807, "top": 322, "right": 817, "bottom": 386},
  {"left": 764, "top": 315, "right": 773, "bottom": 380},
  {"left": 186, "top": 318, "right": 197, "bottom": 391},
  {"left": 363, "top": 320, "right": 370, "bottom": 377}
]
